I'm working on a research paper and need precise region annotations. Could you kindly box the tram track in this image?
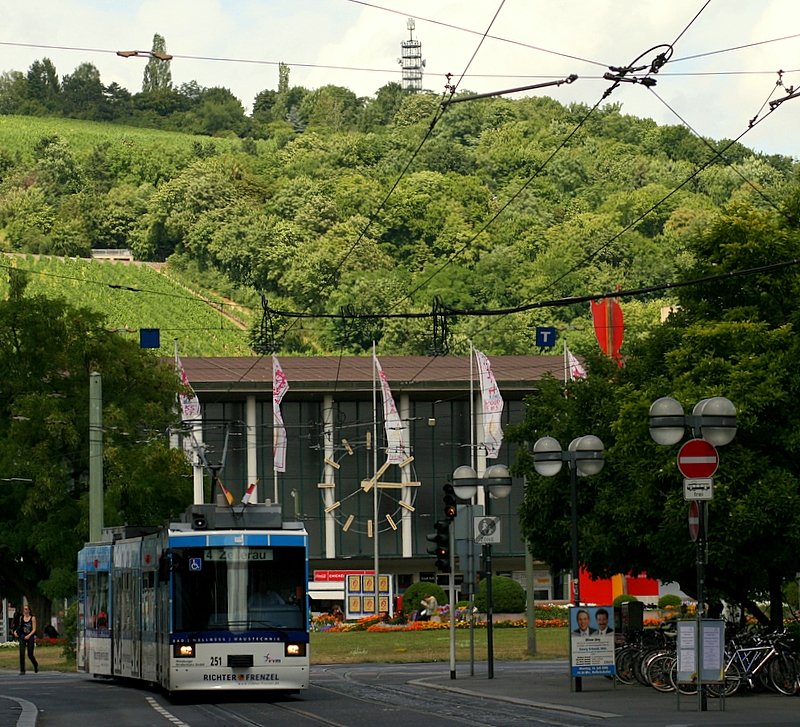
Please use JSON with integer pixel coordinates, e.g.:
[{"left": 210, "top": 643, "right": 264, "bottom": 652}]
[
  {"left": 194, "top": 700, "right": 351, "bottom": 727},
  {"left": 313, "top": 666, "right": 599, "bottom": 726}
]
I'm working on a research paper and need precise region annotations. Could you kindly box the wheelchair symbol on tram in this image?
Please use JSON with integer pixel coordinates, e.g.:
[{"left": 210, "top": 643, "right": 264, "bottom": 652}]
[{"left": 189, "top": 557, "right": 203, "bottom": 571}]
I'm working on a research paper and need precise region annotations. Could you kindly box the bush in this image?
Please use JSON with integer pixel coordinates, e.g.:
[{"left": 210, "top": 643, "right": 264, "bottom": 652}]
[
  {"left": 474, "top": 576, "right": 526, "bottom": 613},
  {"left": 613, "top": 594, "right": 639, "bottom": 606},
  {"left": 658, "top": 594, "right": 682, "bottom": 609},
  {"left": 399, "top": 582, "right": 447, "bottom": 618},
  {"left": 61, "top": 601, "right": 77, "bottom": 663}
]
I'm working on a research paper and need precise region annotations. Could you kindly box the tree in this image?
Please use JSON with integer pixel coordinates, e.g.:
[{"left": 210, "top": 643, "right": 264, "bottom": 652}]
[
  {"left": 26, "top": 58, "right": 61, "bottom": 113},
  {"left": 0, "top": 70, "right": 28, "bottom": 114},
  {"left": 297, "top": 85, "right": 362, "bottom": 132},
  {"left": 61, "top": 62, "right": 106, "bottom": 119},
  {"left": 142, "top": 34, "right": 172, "bottom": 93},
  {"left": 0, "top": 276, "right": 191, "bottom": 625},
  {"left": 509, "top": 196, "right": 800, "bottom": 629},
  {"left": 184, "top": 87, "right": 247, "bottom": 137}
]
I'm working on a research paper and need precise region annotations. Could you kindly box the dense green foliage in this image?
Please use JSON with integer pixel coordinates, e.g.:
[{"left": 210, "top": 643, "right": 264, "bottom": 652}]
[
  {"left": 510, "top": 196, "right": 800, "bottom": 629},
  {"left": 474, "top": 575, "right": 527, "bottom": 613},
  {"left": 1, "top": 69, "right": 795, "bottom": 356},
  {"left": 0, "top": 275, "right": 191, "bottom": 623}
]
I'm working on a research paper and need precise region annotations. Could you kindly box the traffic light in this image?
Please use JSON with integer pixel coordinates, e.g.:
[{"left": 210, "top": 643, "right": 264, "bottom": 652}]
[
  {"left": 443, "top": 483, "right": 457, "bottom": 521},
  {"left": 426, "top": 519, "right": 451, "bottom": 572}
]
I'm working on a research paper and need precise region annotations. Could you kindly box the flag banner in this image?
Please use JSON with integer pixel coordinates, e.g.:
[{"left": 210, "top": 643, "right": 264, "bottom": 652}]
[
  {"left": 373, "top": 354, "right": 407, "bottom": 464},
  {"left": 241, "top": 481, "right": 258, "bottom": 506},
  {"left": 175, "top": 352, "right": 201, "bottom": 421},
  {"left": 567, "top": 347, "right": 587, "bottom": 380},
  {"left": 174, "top": 350, "right": 202, "bottom": 463},
  {"left": 217, "top": 479, "right": 234, "bottom": 506},
  {"left": 474, "top": 349, "right": 504, "bottom": 458},
  {"left": 273, "top": 356, "right": 289, "bottom": 473}
]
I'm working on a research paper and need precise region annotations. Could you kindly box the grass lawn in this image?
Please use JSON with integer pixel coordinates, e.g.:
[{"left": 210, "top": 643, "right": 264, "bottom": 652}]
[
  {"left": 0, "top": 642, "right": 70, "bottom": 672},
  {"left": 0, "top": 627, "right": 569, "bottom": 672},
  {"left": 310, "top": 625, "right": 569, "bottom": 664}
]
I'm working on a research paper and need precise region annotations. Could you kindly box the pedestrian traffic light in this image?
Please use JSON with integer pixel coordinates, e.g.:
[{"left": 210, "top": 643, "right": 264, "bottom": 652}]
[
  {"left": 443, "top": 483, "right": 457, "bottom": 521},
  {"left": 426, "top": 519, "right": 451, "bottom": 572}
]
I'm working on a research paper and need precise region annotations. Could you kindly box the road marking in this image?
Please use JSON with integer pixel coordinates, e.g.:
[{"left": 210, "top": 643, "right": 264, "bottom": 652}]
[{"left": 146, "top": 696, "right": 191, "bottom": 726}]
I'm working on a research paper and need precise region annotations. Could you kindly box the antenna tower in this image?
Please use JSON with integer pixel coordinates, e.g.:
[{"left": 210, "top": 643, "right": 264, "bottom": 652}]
[{"left": 398, "top": 18, "right": 425, "bottom": 92}]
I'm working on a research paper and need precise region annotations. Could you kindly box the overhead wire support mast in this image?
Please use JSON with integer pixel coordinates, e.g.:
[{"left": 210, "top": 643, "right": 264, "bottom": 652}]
[{"left": 441, "top": 74, "right": 578, "bottom": 106}]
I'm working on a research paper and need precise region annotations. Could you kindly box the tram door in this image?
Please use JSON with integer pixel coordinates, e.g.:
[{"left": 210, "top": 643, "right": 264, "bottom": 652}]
[{"left": 112, "top": 541, "right": 143, "bottom": 678}]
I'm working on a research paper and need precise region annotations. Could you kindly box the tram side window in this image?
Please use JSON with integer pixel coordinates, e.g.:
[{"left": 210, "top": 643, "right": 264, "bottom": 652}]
[
  {"left": 88, "top": 572, "right": 109, "bottom": 629},
  {"left": 142, "top": 571, "right": 156, "bottom": 632}
]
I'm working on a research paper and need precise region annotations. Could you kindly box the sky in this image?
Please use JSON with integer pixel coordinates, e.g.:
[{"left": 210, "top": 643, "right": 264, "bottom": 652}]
[{"left": 1, "top": 0, "right": 799, "bottom": 157}]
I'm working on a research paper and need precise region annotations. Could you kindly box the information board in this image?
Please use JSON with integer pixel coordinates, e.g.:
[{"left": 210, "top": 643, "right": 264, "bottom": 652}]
[{"left": 676, "top": 619, "right": 725, "bottom": 684}]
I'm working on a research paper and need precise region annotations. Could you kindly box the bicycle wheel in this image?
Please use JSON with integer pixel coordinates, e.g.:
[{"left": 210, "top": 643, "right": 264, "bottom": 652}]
[
  {"left": 707, "top": 659, "right": 742, "bottom": 698},
  {"left": 768, "top": 653, "right": 799, "bottom": 696},
  {"left": 669, "top": 660, "right": 698, "bottom": 695},
  {"left": 634, "top": 648, "right": 661, "bottom": 686},
  {"left": 644, "top": 652, "right": 675, "bottom": 693},
  {"left": 614, "top": 646, "right": 637, "bottom": 685}
]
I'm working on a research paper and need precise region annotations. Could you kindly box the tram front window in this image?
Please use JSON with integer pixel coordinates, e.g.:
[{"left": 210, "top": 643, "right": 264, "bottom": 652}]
[{"left": 172, "top": 546, "right": 306, "bottom": 632}]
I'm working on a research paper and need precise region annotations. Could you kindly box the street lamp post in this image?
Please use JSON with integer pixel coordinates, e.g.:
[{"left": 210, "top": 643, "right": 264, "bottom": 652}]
[
  {"left": 116, "top": 49, "right": 173, "bottom": 61},
  {"left": 452, "top": 463, "right": 513, "bottom": 680},
  {"left": 648, "top": 396, "right": 736, "bottom": 711},
  {"left": 532, "top": 434, "right": 605, "bottom": 693}
]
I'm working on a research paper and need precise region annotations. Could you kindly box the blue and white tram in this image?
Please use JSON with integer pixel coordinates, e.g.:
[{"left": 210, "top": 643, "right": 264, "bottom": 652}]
[{"left": 77, "top": 503, "right": 309, "bottom": 693}]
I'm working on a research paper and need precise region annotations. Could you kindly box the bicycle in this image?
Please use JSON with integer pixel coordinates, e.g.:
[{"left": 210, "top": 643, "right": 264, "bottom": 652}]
[{"left": 707, "top": 630, "right": 798, "bottom": 697}]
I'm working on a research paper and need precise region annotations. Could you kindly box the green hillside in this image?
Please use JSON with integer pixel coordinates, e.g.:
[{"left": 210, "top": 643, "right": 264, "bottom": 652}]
[
  {"left": 1, "top": 93, "right": 796, "bottom": 357},
  {"left": 0, "top": 115, "right": 245, "bottom": 165},
  {"left": 0, "top": 254, "right": 254, "bottom": 356}
]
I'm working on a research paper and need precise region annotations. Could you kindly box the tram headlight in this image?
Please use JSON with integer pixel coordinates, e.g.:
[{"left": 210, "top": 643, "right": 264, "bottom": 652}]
[
  {"left": 285, "top": 642, "right": 306, "bottom": 657},
  {"left": 173, "top": 643, "right": 195, "bottom": 658}
]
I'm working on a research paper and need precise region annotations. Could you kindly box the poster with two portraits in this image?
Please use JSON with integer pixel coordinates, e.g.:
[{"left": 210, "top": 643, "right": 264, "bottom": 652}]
[{"left": 569, "top": 605, "right": 616, "bottom": 677}]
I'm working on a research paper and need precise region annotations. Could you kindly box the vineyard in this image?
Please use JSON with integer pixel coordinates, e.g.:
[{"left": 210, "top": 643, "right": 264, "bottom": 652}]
[
  {"left": 0, "top": 253, "right": 255, "bottom": 357},
  {"left": 0, "top": 115, "right": 244, "bottom": 164}
]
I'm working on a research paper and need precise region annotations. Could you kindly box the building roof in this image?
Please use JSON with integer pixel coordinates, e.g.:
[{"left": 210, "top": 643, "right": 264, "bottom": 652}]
[{"left": 179, "top": 355, "right": 567, "bottom": 397}]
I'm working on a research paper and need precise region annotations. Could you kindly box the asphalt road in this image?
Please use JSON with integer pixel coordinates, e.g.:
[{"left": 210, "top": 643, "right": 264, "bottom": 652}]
[{"left": 1, "top": 661, "right": 799, "bottom": 727}]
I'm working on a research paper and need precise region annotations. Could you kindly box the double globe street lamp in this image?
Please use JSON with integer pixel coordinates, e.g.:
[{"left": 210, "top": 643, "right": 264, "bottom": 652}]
[
  {"left": 452, "top": 463, "right": 512, "bottom": 680},
  {"left": 532, "top": 434, "right": 605, "bottom": 692},
  {"left": 648, "top": 395, "right": 736, "bottom": 711}
]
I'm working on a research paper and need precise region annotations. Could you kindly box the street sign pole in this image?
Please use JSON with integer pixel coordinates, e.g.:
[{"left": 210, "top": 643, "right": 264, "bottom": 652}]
[
  {"left": 696, "top": 500, "right": 708, "bottom": 712},
  {"left": 449, "top": 521, "right": 456, "bottom": 680}
]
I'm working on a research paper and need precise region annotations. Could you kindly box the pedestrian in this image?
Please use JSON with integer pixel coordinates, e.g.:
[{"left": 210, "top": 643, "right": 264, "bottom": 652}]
[{"left": 15, "top": 604, "right": 39, "bottom": 674}]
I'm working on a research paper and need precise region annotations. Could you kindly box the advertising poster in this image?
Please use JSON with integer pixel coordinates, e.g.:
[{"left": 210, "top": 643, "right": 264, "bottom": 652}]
[
  {"left": 344, "top": 573, "right": 393, "bottom": 620},
  {"left": 569, "top": 605, "right": 616, "bottom": 677}
]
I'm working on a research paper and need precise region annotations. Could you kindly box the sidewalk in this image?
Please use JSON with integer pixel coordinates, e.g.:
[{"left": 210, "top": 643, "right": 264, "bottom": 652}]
[{"left": 414, "top": 660, "right": 800, "bottom": 726}]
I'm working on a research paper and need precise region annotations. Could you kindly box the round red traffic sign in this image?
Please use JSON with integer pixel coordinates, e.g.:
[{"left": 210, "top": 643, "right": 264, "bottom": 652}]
[
  {"left": 688, "top": 501, "right": 700, "bottom": 542},
  {"left": 677, "top": 438, "right": 719, "bottom": 478}
]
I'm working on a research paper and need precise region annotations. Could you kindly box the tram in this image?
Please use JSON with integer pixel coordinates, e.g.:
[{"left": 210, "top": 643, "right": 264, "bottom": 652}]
[{"left": 76, "top": 502, "right": 309, "bottom": 693}]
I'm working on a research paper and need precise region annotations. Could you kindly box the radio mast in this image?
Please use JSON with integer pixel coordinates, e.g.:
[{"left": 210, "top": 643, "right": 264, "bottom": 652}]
[{"left": 398, "top": 18, "right": 425, "bottom": 92}]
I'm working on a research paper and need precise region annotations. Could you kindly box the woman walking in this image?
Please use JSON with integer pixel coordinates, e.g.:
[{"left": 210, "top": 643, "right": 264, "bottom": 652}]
[{"left": 15, "top": 604, "right": 38, "bottom": 674}]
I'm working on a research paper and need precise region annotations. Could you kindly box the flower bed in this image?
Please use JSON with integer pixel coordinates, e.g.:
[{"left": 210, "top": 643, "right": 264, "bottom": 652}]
[{"left": 311, "top": 611, "right": 568, "bottom": 632}]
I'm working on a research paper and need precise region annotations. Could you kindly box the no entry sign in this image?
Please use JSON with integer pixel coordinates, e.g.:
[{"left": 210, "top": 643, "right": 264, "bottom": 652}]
[
  {"left": 688, "top": 501, "right": 701, "bottom": 542},
  {"left": 677, "top": 438, "right": 719, "bottom": 478}
]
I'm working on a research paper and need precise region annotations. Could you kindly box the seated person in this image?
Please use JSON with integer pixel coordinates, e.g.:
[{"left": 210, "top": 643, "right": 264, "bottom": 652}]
[{"left": 248, "top": 584, "right": 285, "bottom": 610}]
